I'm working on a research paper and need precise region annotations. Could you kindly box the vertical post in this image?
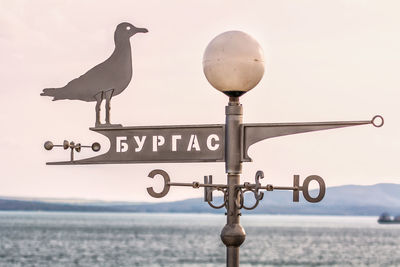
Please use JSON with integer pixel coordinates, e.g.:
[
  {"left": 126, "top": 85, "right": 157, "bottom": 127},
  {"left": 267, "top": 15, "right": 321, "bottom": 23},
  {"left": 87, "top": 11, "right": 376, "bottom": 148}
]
[
  {"left": 220, "top": 97, "right": 246, "bottom": 267},
  {"left": 70, "top": 142, "right": 74, "bottom": 161}
]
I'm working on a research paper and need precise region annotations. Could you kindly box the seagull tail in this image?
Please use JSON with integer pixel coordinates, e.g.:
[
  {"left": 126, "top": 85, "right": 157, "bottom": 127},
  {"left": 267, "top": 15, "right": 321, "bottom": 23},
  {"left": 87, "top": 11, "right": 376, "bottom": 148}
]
[{"left": 41, "top": 88, "right": 59, "bottom": 100}]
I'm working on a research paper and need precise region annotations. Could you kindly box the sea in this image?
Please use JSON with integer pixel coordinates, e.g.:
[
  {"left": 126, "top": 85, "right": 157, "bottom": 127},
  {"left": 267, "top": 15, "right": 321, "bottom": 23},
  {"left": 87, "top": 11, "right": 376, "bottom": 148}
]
[{"left": 0, "top": 212, "right": 399, "bottom": 266}]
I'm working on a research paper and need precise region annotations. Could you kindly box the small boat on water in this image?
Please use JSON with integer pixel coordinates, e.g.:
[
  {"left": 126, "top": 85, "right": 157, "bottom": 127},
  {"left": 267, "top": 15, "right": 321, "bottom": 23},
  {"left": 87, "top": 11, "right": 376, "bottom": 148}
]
[{"left": 378, "top": 213, "right": 400, "bottom": 224}]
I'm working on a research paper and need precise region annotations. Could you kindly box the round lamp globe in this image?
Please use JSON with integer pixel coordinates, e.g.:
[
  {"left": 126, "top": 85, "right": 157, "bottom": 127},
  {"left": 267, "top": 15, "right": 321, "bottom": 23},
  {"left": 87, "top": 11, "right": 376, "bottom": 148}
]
[{"left": 203, "top": 31, "right": 265, "bottom": 97}]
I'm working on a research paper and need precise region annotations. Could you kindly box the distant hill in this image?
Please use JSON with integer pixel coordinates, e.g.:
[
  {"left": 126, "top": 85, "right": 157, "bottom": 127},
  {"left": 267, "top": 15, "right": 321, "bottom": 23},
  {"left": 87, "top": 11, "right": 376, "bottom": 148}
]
[
  {"left": 0, "top": 183, "right": 399, "bottom": 216},
  {"left": 256, "top": 183, "right": 400, "bottom": 215}
]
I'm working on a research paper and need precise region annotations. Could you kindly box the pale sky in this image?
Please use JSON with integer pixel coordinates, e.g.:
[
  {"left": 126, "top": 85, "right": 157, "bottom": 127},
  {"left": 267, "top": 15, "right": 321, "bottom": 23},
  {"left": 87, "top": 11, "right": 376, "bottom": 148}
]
[{"left": 0, "top": 0, "right": 398, "bottom": 202}]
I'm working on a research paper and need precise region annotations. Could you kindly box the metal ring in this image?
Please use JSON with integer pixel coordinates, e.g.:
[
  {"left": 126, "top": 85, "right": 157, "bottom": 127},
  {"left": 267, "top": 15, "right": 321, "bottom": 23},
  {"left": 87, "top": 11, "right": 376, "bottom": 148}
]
[
  {"left": 207, "top": 188, "right": 227, "bottom": 209},
  {"left": 241, "top": 189, "right": 260, "bottom": 210},
  {"left": 371, "top": 115, "right": 384, "bottom": 128}
]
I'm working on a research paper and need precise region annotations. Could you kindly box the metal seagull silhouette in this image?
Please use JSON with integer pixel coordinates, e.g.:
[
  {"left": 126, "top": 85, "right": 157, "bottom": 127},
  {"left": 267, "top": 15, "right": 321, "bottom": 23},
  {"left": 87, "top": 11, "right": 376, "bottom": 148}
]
[{"left": 41, "top": 22, "right": 148, "bottom": 127}]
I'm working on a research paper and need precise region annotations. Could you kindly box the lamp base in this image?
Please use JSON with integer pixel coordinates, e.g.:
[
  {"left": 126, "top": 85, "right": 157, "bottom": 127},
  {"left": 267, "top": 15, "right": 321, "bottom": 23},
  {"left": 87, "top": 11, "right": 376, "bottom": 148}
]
[{"left": 223, "top": 91, "right": 247, "bottom": 97}]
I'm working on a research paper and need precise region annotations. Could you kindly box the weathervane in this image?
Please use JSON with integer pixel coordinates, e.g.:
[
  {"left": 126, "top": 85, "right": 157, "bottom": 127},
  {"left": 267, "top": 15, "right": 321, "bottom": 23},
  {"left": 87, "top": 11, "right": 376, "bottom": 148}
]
[
  {"left": 41, "top": 22, "right": 148, "bottom": 127},
  {"left": 42, "top": 25, "right": 383, "bottom": 267}
]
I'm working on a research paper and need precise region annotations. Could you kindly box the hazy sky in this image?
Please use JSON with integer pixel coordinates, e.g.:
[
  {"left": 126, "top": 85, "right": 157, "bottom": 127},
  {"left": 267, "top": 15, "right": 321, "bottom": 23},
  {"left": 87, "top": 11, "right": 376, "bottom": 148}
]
[{"left": 0, "top": 0, "right": 398, "bottom": 202}]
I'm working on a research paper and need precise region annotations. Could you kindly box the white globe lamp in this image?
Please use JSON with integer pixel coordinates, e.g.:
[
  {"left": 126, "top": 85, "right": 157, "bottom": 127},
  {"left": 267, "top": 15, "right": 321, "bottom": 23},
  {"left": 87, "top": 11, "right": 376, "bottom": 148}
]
[{"left": 203, "top": 31, "right": 265, "bottom": 98}]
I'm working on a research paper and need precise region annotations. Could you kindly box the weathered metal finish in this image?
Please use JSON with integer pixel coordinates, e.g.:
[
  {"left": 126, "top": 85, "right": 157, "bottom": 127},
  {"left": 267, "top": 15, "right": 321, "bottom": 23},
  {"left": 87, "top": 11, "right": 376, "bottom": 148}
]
[
  {"left": 242, "top": 115, "right": 384, "bottom": 161},
  {"left": 204, "top": 175, "right": 213, "bottom": 202},
  {"left": 41, "top": 24, "right": 385, "bottom": 267},
  {"left": 41, "top": 22, "right": 148, "bottom": 127},
  {"left": 140, "top": 114, "right": 379, "bottom": 267},
  {"left": 44, "top": 118, "right": 380, "bottom": 267},
  {"left": 223, "top": 97, "right": 245, "bottom": 267},
  {"left": 235, "top": 172, "right": 265, "bottom": 210},
  {"left": 293, "top": 175, "right": 326, "bottom": 203},
  {"left": 253, "top": 170, "right": 264, "bottom": 201},
  {"left": 147, "top": 169, "right": 170, "bottom": 198},
  {"left": 235, "top": 171, "right": 326, "bottom": 204},
  {"left": 225, "top": 97, "right": 243, "bottom": 174},
  {"left": 221, "top": 222, "right": 245, "bottom": 266},
  {"left": 45, "top": 116, "right": 382, "bottom": 165},
  {"left": 46, "top": 125, "right": 225, "bottom": 165},
  {"left": 91, "top": 142, "right": 101, "bottom": 152},
  {"left": 44, "top": 140, "right": 100, "bottom": 161},
  {"left": 147, "top": 169, "right": 326, "bottom": 203}
]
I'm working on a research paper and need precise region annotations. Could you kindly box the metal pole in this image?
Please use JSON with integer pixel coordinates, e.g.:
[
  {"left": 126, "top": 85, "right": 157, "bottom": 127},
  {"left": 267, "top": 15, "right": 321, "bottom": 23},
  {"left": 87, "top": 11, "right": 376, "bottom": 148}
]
[{"left": 221, "top": 96, "right": 246, "bottom": 267}]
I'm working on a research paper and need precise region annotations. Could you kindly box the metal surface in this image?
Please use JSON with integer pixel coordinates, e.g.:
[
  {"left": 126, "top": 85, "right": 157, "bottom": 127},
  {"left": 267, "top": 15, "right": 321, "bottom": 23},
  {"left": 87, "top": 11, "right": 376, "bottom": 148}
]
[
  {"left": 146, "top": 169, "right": 170, "bottom": 198},
  {"left": 145, "top": 167, "right": 326, "bottom": 267},
  {"left": 44, "top": 115, "right": 381, "bottom": 267},
  {"left": 46, "top": 125, "right": 225, "bottom": 165},
  {"left": 225, "top": 97, "right": 243, "bottom": 173},
  {"left": 147, "top": 170, "right": 326, "bottom": 205},
  {"left": 242, "top": 115, "right": 383, "bottom": 161},
  {"left": 91, "top": 142, "right": 101, "bottom": 152},
  {"left": 223, "top": 97, "right": 244, "bottom": 267},
  {"left": 44, "top": 140, "right": 100, "bottom": 161},
  {"left": 44, "top": 112, "right": 382, "bottom": 267},
  {"left": 41, "top": 25, "right": 384, "bottom": 266},
  {"left": 45, "top": 116, "right": 382, "bottom": 165},
  {"left": 204, "top": 175, "right": 213, "bottom": 201},
  {"left": 41, "top": 22, "right": 148, "bottom": 127},
  {"left": 293, "top": 175, "right": 326, "bottom": 203}
]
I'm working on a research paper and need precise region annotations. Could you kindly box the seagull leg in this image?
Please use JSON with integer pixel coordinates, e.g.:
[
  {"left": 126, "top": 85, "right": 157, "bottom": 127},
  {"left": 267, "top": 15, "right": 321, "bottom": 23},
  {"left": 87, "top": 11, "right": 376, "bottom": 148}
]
[
  {"left": 104, "top": 89, "right": 114, "bottom": 125},
  {"left": 94, "top": 92, "right": 103, "bottom": 127},
  {"left": 104, "top": 89, "right": 122, "bottom": 127}
]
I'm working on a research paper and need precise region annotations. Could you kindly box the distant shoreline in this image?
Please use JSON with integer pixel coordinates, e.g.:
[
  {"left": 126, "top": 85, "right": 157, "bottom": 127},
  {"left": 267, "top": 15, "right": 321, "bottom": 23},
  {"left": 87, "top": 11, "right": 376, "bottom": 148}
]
[
  {"left": 0, "top": 184, "right": 400, "bottom": 217},
  {"left": 0, "top": 210, "right": 382, "bottom": 218},
  {"left": 1, "top": 183, "right": 399, "bottom": 216}
]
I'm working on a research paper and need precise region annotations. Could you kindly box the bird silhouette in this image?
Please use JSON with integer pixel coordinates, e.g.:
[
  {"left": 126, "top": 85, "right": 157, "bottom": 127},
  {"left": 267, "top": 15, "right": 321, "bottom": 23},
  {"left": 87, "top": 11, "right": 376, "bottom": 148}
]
[{"left": 41, "top": 22, "right": 148, "bottom": 127}]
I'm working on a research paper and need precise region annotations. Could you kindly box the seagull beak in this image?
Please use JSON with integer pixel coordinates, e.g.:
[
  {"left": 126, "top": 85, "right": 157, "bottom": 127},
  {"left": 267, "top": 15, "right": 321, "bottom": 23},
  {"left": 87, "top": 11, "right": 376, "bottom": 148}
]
[{"left": 136, "top": 27, "right": 148, "bottom": 33}]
